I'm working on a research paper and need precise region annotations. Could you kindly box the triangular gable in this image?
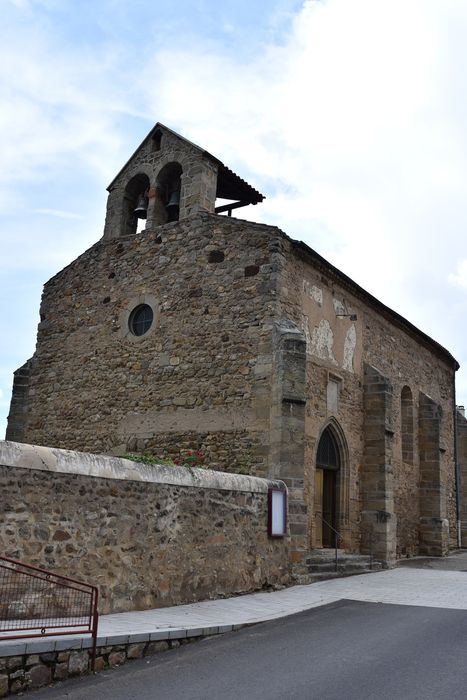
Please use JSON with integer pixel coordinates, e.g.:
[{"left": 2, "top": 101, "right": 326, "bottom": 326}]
[{"left": 107, "top": 122, "right": 264, "bottom": 209}]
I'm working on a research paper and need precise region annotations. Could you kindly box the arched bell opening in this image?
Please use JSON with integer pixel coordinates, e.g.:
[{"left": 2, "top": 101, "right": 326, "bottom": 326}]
[
  {"left": 156, "top": 162, "right": 183, "bottom": 223},
  {"left": 122, "top": 173, "right": 150, "bottom": 236}
]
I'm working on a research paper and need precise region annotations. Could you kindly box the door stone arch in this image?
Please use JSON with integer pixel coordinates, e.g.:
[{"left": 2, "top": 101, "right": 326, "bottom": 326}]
[{"left": 312, "top": 419, "right": 350, "bottom": 549}]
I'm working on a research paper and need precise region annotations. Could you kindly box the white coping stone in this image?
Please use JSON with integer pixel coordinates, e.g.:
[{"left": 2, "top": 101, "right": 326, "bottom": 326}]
[
  {"left": 0, "top": 440, "right": 284, "bottom": 494},
  {"left": 25, "top": 640, "right": 56, "bottom": 653},
  {"left": 168, "top": 630, "right": 186, "bottom": 639},
  {"left": 0, "top": 643, "right": 27, "bottom": 657}
]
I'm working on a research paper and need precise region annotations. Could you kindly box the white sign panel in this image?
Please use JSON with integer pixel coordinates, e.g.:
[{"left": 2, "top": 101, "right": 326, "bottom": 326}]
[{"left": 269, "top": 488, "right": 287, "bottom": 537}]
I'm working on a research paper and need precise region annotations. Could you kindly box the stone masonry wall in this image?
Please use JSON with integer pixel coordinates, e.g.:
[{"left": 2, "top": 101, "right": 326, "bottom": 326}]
[
  {"left": 361, "top": 364, "right": 396, "bottom": 564},
  {"left": 418, "top": 392, "right": 449, "bottom": 555},
  {"left": 103, "top": 125, "right": 218, "bottom": 239},
  {"left": 13, "top": 214, "right": 284, "bottom": 477},
  {"left": 0, "top": 441, "right": 290, "bottom": 615},
  {"left": 5, "top": 361, "right": 31, "bottom": 444},
  {"left": 269, "top": 320, "right": 308, "bottom": 561},
  {"left": 364, "top": 315, "right": 456, "bottom": 553},
  {"left": 7, "top": 207, "right": 459, "bottom": 560},
  {"left": 278, "top": 240, "right": 457, "bottom": 557},
  {"left": 457, "top": 410, "right": 467, "bottom": 545},
  {"left": 0, "top": 636, "right": 206, "bottom": 697}
]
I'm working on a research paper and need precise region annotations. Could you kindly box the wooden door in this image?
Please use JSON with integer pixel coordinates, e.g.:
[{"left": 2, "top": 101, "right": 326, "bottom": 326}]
[
  {"left": 313, "top": 468, "right": 323, "bottom": 548},
  {"left": 322, "top": 469, "right": 336, "bottom": 548}
]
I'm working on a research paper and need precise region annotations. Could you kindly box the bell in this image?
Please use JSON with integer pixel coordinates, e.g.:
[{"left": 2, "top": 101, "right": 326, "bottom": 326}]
[
  {"left": 166, "top": 190, "right": 180, "bottom": 210},
  {"left": 166, "top": 189, "right": 180, "bottom": 222},
  {"left": 134, "top": 193, "right": 148, "bottom": 219}
]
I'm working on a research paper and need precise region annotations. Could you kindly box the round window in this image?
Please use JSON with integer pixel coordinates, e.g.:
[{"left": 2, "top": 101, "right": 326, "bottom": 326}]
[{"left": 129, "top": 304, "right": 154, "bottom": 336}]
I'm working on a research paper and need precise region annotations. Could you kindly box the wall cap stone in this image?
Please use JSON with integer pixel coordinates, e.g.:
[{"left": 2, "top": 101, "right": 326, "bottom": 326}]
[{"left": 0, "top": 440, "right": 284, "bottom": 494}]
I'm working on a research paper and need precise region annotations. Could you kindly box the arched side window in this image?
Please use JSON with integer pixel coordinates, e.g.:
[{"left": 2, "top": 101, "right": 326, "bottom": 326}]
[
  {"left": 156, "top": 162, "right": 183, "bottom": 222},
  {"left": 122, "top": 173, "right": 150, "bottom": 236},
  {"left": 152, "top": 129, "right": 162, "bottom": 152},
  {"left": 401, "top": 386, "right": 414, "bottom": 464}
]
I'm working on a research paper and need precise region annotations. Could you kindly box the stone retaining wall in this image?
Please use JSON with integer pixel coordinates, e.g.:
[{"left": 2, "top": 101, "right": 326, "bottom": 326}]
[
  {"left": 0, "top": 441, "right": 290, "bottom": 615},
  {"left": 0, "top": 634, "right": 207, "bottom": 697}
]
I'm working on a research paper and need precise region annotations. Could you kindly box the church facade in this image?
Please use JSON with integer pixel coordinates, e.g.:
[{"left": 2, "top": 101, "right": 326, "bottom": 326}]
[{"left": 7, "top": 123, "right": 463, "bottom": 567}]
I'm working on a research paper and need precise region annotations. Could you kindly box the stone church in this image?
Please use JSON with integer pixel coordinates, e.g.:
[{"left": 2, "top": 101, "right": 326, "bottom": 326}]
[{"left": 7, "top": 123, "right": 466, "bottom": 569}]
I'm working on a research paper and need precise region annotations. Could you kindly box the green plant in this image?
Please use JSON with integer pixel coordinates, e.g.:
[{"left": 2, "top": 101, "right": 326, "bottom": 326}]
[
  {"left": 235, "top": 450, "right": 255, "bottom": 475},
  {"left": 173, "top": 450, "right": 208, "bottom": 469},
  {"left": 123, "top": 453, "right": 176, "bottom": 466},
  {"left": 123, "top": 450, "right": 210, "bottom": 469}
]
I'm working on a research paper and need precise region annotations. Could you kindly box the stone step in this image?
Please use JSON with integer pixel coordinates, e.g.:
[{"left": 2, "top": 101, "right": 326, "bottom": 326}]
[
  {"left": 306, "top": 554, "right": 373, "bottom": 565},
  {"left": 304, "top": 557, "right": 377, "bottom": 571},
  {"left": 305, "top": 550, "right": 376, "bottom": 564},
  {"left": 294, "top": 568, "right": 379, "bottom": 585},
  {"left": 304, "top": 548, "right": 347, "bottom": 558},
  {"left": 294, "top": 571, "right": 343, "bottom": 585},
  {"left": 293, "top": 549, "right": 383, "bottom": 585},
  {"left": 305, "top": 549, "right": 369, "bottom": 559},
  {"left": 306, "top": 560, "right": 375, "bottom": 573}
]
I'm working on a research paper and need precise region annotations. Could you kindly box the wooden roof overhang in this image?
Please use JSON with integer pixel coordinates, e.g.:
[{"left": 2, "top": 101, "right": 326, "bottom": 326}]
[{"left": 213, "top": 163, "right": 264, "bottom": 215}]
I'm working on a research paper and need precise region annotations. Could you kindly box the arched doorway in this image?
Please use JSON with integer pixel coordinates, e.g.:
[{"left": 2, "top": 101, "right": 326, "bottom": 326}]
[{"left": 314, "top": 426, "right": 340, "bottom": 548}]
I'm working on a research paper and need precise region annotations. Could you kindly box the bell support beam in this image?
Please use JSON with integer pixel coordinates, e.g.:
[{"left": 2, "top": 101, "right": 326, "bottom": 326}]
[{"left": 215, "top": 200, "right": 258, "bottom": 216}]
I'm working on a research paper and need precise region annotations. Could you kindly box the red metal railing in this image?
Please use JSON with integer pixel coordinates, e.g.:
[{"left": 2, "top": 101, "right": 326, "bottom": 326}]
[{"left": 0, "top": 557, "right": 98, "bottom": 671}]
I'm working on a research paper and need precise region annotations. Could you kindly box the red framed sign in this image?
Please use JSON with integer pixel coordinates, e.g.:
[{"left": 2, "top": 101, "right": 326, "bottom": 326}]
[{"left": 268, "top": 487, "right": 288, "bottom": 538}]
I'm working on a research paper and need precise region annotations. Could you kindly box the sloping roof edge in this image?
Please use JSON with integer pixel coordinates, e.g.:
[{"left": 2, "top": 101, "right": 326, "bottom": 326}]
[
  {"left": 194, "top": 212, "right": 458, "bottom": 370},
  {"left": 45, "top": 206, "right": 458, "bottom": 369},
  {"left": 289, "top": 236, "right": 459, "bottom": 370}
]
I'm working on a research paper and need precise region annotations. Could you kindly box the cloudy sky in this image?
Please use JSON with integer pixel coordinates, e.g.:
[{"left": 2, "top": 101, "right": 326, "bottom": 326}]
[{"left": 1, "top": 0, "right": 467, "bottom": 439}]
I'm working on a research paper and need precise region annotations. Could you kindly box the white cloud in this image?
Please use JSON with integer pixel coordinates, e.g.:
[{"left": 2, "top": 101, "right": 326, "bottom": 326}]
[
  {"left": 0, "top": 11, "right": 135, "bottom": 202},
  {"left": 3, "top": 0, "right": 467, "bottom": 434},
  {"left": 34, "top": 208, "right": 84, "bottom": 219},
  {"left": 139, "top": 0, "right": 467, "bottom": 390},
  {"left": 6, "top": 0, "right": 30, "bottom": 7},
  {"left": 449, "top": 260, "right": 467, "bottom": 290}
]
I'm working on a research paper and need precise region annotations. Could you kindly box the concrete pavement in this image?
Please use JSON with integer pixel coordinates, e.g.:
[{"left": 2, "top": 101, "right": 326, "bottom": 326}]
[
  {"left": 31, "top": 601, "right": 467, "bottom": 700},
  {"left": 2, "top": 553, "right": 467, "bottom": 658}
]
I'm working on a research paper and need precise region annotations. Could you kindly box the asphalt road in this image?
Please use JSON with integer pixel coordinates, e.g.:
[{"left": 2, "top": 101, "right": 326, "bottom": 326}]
[{"left": 29, "top": 600, "right": 467, "bottom": 700}]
